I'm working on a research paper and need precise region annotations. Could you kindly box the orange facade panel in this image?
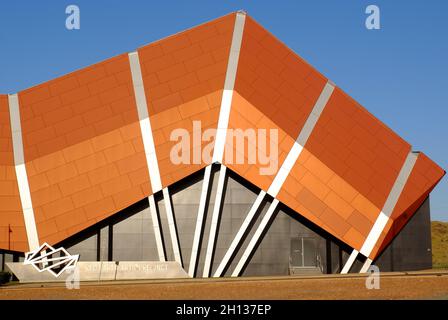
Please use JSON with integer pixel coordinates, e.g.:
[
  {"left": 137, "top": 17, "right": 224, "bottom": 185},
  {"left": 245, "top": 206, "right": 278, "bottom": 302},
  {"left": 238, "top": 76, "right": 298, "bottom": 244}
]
[
  {"left": 234, "top": 16, "right": 327, "bottom": 140},
  {"left": 16, "top": 54, "right": 153, "bottom": 246},
  {"left": 306, "top": 88, "right": 411, "bottom": 212},
  {"left": 277, "top": 147, "right": 379, "bottom": 252},
  {"left": 370, "top": 152, "right": 445, "bottom": 258},
  {"left": 224, "top": 91, "right": 294, "bottom": 191},
  {"left": 138, "top": 14, "right": 235, "bottom": 187},
  {"left": 138, "top": 13, "right": 234, "bottom": 115},
  {"left": 150, "top": 91, "right": 221, "bottom": 187},
  {"left": 0, "top": 95, "right": 28, "bottom": 252},
  {"left": 26, "top": 122, "right": 151, "bottom": 246},
  {"left": 19, "top": 54, "right": 138, "bottom": 162},
  {"left": 137, "top": 13, "right": 235, "bottom": 186}
]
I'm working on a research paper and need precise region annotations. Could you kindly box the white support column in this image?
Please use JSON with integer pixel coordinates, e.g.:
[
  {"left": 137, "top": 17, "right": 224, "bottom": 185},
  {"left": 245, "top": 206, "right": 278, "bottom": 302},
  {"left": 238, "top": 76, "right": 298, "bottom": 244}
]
[
  {"left": 163, "top": 187, "right": 182, "bottom": 266},
  {"left": 212, "top": 11, "right": 246, "bottom": 163},
  {"left": 202, "top": 164, "right": 227, "bottom": 277},
  {"left": 232, "top": 199, "right": 280, "bottom": 277},
  {"left": 129, "top": 51, "right": 167, "bottom": 261},
  {"left": 340, "top": 249, "right": 359, "bottom": 274},
  {"left": 128, "top": 51, "right": 162, "bottom": 193},
  {"left": 213, "top": 190, "right": 266, "bottom": 277},
  {"left": 355, "top": 151, "right": 418, "bottom": 272},
  {"left": 268, "top": 82, "right": 335, "bottom": 197},
  {"left": 148, "top": 195, "right": 166, "bottom": 261},
  {"left": 227, "top": 82, "right": 334, "bottom": 277},
  {"left": 360, "top": 258, "right": 373, "bottom": 273},
  {"left": 188, "top": 165, "right": 212, "bottom": 277},
  {"left": 8, "top": 94, "right": 40, "bottom": 251},
  {"left": 191, "top": 12, "right": 246, "bottom": 277}
]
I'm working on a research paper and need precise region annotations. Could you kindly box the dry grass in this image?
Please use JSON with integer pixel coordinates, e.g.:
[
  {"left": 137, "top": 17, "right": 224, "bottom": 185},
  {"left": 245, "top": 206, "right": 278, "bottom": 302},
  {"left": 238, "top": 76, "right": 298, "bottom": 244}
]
[{"left": 432, "top": 221, "right": 448, "bottom": 269}]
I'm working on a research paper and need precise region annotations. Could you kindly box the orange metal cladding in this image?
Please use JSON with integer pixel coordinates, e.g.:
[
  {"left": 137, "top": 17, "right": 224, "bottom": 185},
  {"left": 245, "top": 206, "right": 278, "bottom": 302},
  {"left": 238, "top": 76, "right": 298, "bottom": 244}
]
[
  {"left": 276, "top": 86, "right": 416, "bottom": 253},
  {"left": 0, "top": 12, "right": 444, "bottom": 256},
  {"left": 225, "top": 16, "right": 327, "bottom": 189},
  {"left": 371, "top": 152, "right": 445, "bottom": 259},
  {"left": 138, "top": 13, "right": 236, "bottom": 187},
  {"left": 18, "top": 54, "right": 151, "bottom": 246},
  {"left": 0, "top": 95, "right": 28, "bottom": 252}
]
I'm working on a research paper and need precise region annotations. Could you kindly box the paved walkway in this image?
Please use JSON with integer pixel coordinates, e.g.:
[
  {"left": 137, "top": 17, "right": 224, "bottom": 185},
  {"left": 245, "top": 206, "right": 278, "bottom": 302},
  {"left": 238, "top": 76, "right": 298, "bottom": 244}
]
[{"left": 1, "top": 270, "right": 447, "bottom": 300}]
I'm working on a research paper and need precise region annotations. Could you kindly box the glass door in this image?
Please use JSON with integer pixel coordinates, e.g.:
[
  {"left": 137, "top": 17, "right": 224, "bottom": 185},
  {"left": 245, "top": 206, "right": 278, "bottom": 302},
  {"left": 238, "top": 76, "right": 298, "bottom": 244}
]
[{"left": 290, "top": 237, "right": 317, "bottom": 267}]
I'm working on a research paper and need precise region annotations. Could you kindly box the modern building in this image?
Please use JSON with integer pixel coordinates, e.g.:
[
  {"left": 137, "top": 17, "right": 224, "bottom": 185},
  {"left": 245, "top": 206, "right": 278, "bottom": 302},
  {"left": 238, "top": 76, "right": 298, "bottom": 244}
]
[{"left": 0, "top": 12, "right": 445, "bottom": 277}]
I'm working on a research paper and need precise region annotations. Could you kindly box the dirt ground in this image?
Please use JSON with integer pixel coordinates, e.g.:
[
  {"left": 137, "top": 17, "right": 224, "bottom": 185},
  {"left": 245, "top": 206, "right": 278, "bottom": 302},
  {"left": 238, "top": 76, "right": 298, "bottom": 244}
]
[{"left": 1, "top": 271, "right": 447, "bottom": 300}]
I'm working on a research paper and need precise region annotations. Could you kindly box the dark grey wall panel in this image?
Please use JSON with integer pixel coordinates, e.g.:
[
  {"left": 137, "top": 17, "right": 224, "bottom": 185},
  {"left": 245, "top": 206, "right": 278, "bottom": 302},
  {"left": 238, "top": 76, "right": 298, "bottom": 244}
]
[{"left": 375, "top": 197, "right": 432, "bottom": 272}]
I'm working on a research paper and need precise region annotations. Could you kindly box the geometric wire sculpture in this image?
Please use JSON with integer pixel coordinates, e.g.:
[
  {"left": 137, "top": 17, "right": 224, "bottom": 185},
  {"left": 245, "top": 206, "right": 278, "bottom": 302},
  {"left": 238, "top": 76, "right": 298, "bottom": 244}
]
[{"left": 23, "top": 243, "right": 79, "bottom": 277}]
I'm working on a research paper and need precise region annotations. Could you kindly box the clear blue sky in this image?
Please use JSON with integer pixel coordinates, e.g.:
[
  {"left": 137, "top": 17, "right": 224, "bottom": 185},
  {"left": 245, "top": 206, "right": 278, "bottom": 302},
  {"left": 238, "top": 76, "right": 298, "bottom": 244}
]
[{"left": 0, "top": 1, "right": 446, "bottom": 221}]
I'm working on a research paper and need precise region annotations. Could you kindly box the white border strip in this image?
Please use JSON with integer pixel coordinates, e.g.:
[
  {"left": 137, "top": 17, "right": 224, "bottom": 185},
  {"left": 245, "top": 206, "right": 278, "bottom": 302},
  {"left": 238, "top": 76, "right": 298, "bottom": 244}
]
[
  {"left": 163, "top": 187, "right": 182, "bottom": 266},
  {"left": 213, "top": 190, "right": 266, "bottom": 277},
  {"left": 8, "top": 94, "right": 40, "bottom": 251},
  {"left": 212, "top": 11, "right": 246, "bottom": 163},
  {"left": 148, "top": 195, "right": 166, "bottom": 261},
  {"left": 360, "top": 151, "right": 417, "bottom": 257},
  {"left": 232, "top": 199, "right": 280, "bottom": 277},
  {"left": 191, "top": 12, "right": 246, "bottom": 277},
  {"left": 359, "top": 258, "right": 373, "bottom": 273},
  {"left": 202, "top": 164, "right": 227, "bottom": 277},
  {"left": 188, "top": 165, "right": 212, "bottom": 277},
  {"left": 129, "top": 51, "right": 168, "bottom": 261},
  {"left": 340, "top": 249, "right": 359, "bottom": 274},
  {"left": 342, "top": 151, "right": 418, "bottom": 273},
  {"left": 128, "top": 51, "right": 162, "bottom": 193},
  {"left": 268, "top": 82, "right": 335, "bottom": 197}
]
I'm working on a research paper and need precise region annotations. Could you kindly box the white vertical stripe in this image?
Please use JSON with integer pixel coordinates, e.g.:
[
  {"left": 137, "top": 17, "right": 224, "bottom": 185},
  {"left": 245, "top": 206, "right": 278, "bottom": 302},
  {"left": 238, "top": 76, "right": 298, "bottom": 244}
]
[
  {"left": 232, "top": 199, "right": 280, "bottom": 277},
  {"left": 203, "top": 164, "right": 227, "bottom": 277},
  {"left": 267, "top": 82, "right": 334, "bottom": 197},
  {"left": 340, "top": 249, "right": 359, "bottom": 274},
  {"left": 128, "top": 51, "right": 162, "bottom": 192},
  {"left": 8, "top": 94, "right": 40, "bottom": 251},
  {"left": 213, "top": 190, "right": 266, "bottom": 277},
  {"left": 359, "top": 151, "right": 418, "bottom": 258},
  {"left": 212, "top": 12, "right": 246, "bottom": 163},
  {"left": 163, "top": 187, "right": 182, "bottom": 266},
  {"left": 129, "top": 51, "right": 174, "bottom": 263},
  {"left": 215, "top": 82, "right": 334, "bottom": 277},
  {"left": 360, "top": 258, "right": 373, "bottom": 273},
  {"left": 192, "top": 12, "right": 246, "bottom": 277},
  {"left": 341, "top": 151, "right": 418, "bottom": 274},
  {"left": 148, "top": 195, "right": 166, "bottom": 262},
  {"left": 188, "top": 165, "right": 212, "bottom": 277}
]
